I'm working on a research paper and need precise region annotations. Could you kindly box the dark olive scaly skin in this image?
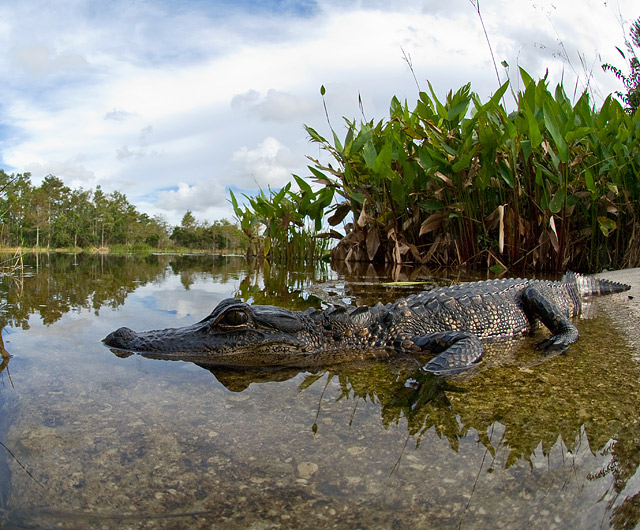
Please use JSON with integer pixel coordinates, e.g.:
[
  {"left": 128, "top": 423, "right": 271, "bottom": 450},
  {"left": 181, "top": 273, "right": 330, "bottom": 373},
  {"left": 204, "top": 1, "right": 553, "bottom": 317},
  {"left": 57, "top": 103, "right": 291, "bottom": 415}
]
[{"left": 104, "top": 272, "right": 630, "bottom": 374}]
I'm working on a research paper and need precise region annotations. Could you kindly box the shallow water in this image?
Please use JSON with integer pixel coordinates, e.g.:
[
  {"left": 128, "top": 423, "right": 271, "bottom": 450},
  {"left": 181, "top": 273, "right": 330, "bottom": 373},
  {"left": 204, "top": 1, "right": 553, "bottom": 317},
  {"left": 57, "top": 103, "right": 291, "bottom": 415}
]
[{"left": 0, "top": 253, "right": 639, "bottom": 529}]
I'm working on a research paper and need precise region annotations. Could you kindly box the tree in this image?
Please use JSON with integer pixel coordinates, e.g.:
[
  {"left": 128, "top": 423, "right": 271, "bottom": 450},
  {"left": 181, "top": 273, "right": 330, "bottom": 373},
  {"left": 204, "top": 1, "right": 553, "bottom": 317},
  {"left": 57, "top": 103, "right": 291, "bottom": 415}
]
[
  {"left": 603, "top": 16, "right": 640, "bottom": 114},
  {"left": 181, "top": 210, "right": 197, "bottom": 231},
  {"left": 0, "top": 173, "right": 176, "bottom": 249},
  {"left": 2, "top": 173, "right": 32, "bottom": 246},
  {"left": 67, "top": 188, "right": 94, "bottom": 248},
  {"left": 40, "top": 175, "right": 71, "bottom": 247},
  {"left": 93, "top": 185, "right": 114, "bottom": 248}
]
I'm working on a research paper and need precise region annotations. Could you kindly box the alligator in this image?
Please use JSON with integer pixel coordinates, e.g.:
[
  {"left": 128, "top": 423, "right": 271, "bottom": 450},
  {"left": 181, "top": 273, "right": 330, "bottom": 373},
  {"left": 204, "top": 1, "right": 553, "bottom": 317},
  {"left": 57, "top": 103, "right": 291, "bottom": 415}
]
[{"left": 103, "top": 272, "right": 630, "bottom": 374}]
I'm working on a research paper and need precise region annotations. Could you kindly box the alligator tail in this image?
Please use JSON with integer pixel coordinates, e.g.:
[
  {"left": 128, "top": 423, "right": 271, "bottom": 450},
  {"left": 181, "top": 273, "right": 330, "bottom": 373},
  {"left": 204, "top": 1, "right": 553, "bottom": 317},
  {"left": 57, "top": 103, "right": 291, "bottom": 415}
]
[{"left": 564, "top": 271, "right": 631, "bottom": 296}]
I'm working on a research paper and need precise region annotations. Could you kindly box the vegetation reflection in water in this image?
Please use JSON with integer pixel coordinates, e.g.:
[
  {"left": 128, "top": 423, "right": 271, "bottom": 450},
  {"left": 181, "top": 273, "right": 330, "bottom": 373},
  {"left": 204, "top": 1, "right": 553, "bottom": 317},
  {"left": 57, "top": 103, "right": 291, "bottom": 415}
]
[{"left": 0, "top": 254, "right": 638, "bottom": 528}]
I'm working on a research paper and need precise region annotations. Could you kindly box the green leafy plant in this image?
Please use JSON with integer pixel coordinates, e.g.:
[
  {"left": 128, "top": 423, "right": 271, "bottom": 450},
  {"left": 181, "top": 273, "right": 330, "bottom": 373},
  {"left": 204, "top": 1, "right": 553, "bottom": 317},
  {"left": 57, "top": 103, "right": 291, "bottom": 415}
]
[
  {"left": 305, "top": 70, "right": 640, "bottom": 272},
  {"left": 229, "top": 179, "right": 334, "bottom": 265}
]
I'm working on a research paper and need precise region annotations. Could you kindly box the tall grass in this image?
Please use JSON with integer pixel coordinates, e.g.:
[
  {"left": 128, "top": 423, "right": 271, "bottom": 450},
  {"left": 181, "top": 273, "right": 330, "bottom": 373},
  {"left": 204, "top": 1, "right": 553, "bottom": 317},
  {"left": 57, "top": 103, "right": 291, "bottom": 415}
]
[{"left": 305, "top": 69, "right": 640, "bottom": 272}]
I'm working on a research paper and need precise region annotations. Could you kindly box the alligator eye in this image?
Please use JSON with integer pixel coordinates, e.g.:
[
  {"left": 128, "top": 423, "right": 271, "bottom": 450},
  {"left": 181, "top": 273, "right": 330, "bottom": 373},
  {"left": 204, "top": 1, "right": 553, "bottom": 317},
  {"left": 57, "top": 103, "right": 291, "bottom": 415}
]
[{"left": 218, "top": 309, "right": 250, "bottom": 327}]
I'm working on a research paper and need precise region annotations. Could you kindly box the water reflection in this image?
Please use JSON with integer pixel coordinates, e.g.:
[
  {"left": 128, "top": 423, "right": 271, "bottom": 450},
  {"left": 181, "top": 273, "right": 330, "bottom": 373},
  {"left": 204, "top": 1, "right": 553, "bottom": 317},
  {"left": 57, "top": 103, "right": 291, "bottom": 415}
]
[
  {"left": 184, "top": 317, "right": 640, "bottom": 528},
  {"left": 0, "top": 253, "right": 167, "bottom": 329},
  {"left": 193, "top": 328, "right": 640, "bottom": 479},
  {"left": 0, "top": 253, "right": 639, "bottom": 528},
  {"left": 144, "top": 313, "right": 640, "bottom": 529}
]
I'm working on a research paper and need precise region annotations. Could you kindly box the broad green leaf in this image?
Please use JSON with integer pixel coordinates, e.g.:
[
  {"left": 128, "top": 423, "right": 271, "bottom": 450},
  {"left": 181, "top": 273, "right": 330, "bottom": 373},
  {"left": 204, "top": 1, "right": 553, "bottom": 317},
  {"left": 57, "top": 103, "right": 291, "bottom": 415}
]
[
  {"left": 390, "top": 96, "right": 402, "bottom": 118},
  {"left": 519, "top": 67, "right": 534, "bottom": 88},
  {"left": 498, "top": 163, "right": 514, "bottom": 188},
  {"left": 427, "top": 81, "right": 447, "bottom": 121},
  {"left": 523, "top": 102, "right": 542, "bottom": 148},
  {"left": 308, "top": 165, "right": 330, "bottom": 183},
  {"left": 332, "top": 130, "right": 343, "bottom": 154},
  {"left": 292, "top": 174, "right": 312, "bottom": 194},
  {"left": 598, "top": 216, "right": 617, "bottom": 237},
  {"left": 229, "top": 189, "right": 242, "bottom": 217},
  {"left": 343, "top": 125, "right": 354, "bottom": 156},
  {"left": 389, "top": 178, "right": 406, "bottom": 207},
  {"left": 351, "top": 127, "right": 372, "bottom": 155},
  {"left": 447, "top": 98, "right": 470, "bottom": 122},
  {"left": 489, "top": 80, "right": 509, "bottom": 108},
  {"left": 348, "top": 190, "right": 365, "bottom": 204},
  {"left": 363, "top": 140, "right": 377, "bottom": 167},
  {"left": 452, "top": 149, "right": 475, "bottom": 173},
  {"left": 543, "top": 102, "right": 568, "bottom": 163},
  {"left": 305, "top": 126, "right": 327, "bottom": 144},
  {"left": 584, "top": 167, "right": 595, "bottom": 193},
  {"left": 548, "top": 188, "right": 565, "bottom": 213},
  {"left": 373, "top": 143, "right": 392, "bottom": 173},
  {"left": 564, "top": 126, "right": 592, "bottom": 143}
]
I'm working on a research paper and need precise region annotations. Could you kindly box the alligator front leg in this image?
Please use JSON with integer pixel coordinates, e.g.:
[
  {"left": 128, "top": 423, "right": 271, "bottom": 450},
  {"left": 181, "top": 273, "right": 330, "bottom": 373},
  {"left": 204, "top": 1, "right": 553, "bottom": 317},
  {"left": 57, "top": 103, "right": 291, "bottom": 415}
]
[
  {"left": 522, "top": 285, "right": 579, "bottom": 353},
  {"left": 398, "top": 331, "right": 484, "bottom": 375}
]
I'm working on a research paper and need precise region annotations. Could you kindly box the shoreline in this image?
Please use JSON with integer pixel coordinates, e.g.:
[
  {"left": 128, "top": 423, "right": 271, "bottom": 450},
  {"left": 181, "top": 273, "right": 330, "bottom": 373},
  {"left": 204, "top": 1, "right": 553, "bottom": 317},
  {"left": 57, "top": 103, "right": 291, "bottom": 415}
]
[{"left": 596, "top": 268, "right": 640, "bottom": 354}]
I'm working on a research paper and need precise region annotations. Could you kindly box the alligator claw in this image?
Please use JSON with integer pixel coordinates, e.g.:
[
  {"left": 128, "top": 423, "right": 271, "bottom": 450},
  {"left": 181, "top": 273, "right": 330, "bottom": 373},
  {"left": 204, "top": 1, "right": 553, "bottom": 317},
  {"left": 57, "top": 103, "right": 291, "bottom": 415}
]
[{"left": 535, "top": 336, "right": 570, "bottom": 354}]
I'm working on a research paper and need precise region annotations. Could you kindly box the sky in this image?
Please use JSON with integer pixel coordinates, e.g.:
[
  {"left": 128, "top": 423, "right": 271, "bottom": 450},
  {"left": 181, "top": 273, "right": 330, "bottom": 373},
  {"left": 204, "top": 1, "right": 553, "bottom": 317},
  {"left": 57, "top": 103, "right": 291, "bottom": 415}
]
[{"left": 0, "top": 0, "right": 637, "bottom": 226}]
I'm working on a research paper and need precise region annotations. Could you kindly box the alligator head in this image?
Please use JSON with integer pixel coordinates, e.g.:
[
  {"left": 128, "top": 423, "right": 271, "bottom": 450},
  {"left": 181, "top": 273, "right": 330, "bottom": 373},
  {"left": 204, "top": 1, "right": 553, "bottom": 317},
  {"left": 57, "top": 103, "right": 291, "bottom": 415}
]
[{"left": 103, "top": 298, "right": 324, "bottom": 367}]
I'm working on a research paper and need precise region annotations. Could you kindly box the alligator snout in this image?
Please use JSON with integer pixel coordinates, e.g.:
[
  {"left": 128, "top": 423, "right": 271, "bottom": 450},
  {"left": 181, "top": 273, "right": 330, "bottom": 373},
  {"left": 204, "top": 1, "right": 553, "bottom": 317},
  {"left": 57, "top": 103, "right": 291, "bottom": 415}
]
[{"left": 103, "top": 327, "right": 137, "bottom": 348}]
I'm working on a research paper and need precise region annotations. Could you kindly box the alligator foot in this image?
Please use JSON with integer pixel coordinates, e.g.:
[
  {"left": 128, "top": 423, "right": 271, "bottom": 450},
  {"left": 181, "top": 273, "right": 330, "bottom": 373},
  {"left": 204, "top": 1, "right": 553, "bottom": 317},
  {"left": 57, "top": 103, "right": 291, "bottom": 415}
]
[
  {"left": 523, "top": 285, "right": 579, "bottom": 354},
  {"left": 406, "top": 331, "right": 485, "bottom": 375},
  {"left": 535, "top": 329, "right": 578, "bottom": 353}
]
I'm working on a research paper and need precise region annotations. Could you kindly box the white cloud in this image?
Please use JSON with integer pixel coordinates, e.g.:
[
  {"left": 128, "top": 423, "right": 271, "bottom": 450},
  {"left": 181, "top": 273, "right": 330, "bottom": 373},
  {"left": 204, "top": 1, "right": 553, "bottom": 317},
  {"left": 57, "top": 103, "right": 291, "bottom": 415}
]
[
  {"left": 116, "top": 126, "right": 158, "bottom": 160},
  {"left": 231, "top": 89, "right": 315, "bottom": 122},
  {"left": 140, "top": 178, "right": 235, "bottom": 225},
  {"left": 155, "top": 181, "right": 227, "bottom": 212},
  {"left": 104, "top": 108, "right": 137, "bottom": 122},
  {"left": 232, "top": 137, "right": 300, "bottom": 189},
  {"left": 9, "top": 44, "right": 88, "bottom": 77},
  {"left": 24, "top": 159, "right": 97, "bottom": 189}
]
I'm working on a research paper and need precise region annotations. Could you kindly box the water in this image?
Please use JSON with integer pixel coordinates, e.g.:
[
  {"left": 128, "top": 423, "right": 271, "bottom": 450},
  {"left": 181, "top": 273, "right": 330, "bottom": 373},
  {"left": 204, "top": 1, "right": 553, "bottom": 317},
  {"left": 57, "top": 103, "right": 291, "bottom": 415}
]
[{"left": 0, "top": 253, "right": 639, "bottom": 529}]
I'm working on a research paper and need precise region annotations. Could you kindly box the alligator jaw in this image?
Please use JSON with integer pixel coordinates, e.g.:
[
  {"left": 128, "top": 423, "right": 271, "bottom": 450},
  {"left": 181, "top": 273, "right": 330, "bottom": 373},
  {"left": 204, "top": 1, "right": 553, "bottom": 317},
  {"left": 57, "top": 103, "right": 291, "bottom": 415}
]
[
  {"left": 102, "top": 309, "right": 315, "bottom": 366},
  {"left": 102, "top": 326, "right": 191, "bottom": 353}
]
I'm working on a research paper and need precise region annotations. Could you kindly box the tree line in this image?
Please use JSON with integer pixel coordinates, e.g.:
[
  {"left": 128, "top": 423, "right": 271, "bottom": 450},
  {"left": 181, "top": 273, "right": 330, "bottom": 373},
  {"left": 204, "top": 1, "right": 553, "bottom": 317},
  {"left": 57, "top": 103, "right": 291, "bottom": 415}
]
[
  {"left": 0, "top": 170, "right": 247, "bottom": 252},
  {"left": 170, "top": 210, "right": 248, "bottom": 252}
]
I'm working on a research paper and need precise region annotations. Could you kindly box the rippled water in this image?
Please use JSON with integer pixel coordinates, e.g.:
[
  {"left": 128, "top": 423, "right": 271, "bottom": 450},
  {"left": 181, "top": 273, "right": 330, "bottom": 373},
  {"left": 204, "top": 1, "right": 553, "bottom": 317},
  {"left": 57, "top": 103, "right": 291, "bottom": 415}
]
[{"left": 0, "top": 253, "right": 639, "bottom": 529}]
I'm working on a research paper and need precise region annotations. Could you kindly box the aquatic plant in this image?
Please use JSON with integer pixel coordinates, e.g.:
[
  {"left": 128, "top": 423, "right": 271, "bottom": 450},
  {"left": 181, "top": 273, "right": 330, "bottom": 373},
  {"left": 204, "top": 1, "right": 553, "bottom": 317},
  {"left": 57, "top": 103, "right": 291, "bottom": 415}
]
[
  {"left": 305, "top": 70, "right": 640, "bottom": 272},
  {"left": 230, "top": 177, "right": 334, "bottom": 265}
]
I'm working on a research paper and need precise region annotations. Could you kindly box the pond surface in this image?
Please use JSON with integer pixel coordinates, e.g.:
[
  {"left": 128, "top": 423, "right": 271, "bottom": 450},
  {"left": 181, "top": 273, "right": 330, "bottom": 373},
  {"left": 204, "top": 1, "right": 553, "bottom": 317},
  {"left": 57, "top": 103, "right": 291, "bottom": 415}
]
[{"left": 0, "top": 253, "right": 639, "bottom": 529}]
